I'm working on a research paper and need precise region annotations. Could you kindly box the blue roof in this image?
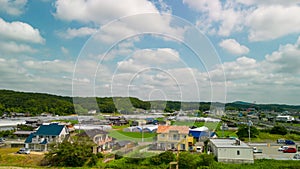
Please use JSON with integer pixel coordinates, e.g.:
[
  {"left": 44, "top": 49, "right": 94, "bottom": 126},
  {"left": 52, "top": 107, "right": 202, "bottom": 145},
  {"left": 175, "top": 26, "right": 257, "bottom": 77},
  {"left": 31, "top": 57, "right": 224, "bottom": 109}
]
[
  {"left": 189, "top": 131, "right": 215, "bottom": 138},
  {"left": 25, "top": 133, "right": 35, "bottom": 143},
  {"left": 35, "top": 123, "right": 66, "bottom": 136},
  {"left": 40, "top": 139, "right": 48, "bottom": 145}
]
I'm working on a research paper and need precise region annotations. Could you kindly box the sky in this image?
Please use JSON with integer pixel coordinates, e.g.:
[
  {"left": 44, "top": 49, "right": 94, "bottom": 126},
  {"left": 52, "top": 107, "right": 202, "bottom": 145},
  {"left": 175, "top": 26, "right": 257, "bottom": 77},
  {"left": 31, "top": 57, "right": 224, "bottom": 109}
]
[{"left": 0, "top": 0, "right": 300, "bottom": 105}]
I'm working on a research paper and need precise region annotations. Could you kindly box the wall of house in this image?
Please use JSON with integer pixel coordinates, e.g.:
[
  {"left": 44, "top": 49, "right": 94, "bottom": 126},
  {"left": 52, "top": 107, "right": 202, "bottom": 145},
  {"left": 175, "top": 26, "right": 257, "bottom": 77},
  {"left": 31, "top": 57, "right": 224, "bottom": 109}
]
[{"left": 216, "top": 147, "right": 254, "bottom": 163}]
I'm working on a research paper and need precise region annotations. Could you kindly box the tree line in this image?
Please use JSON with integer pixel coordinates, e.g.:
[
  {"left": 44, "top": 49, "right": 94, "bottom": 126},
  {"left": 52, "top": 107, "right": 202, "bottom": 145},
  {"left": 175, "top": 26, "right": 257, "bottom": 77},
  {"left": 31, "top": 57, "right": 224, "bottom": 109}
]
[{"left": 1, "top": 89, "right": 300, "bottom": 117}]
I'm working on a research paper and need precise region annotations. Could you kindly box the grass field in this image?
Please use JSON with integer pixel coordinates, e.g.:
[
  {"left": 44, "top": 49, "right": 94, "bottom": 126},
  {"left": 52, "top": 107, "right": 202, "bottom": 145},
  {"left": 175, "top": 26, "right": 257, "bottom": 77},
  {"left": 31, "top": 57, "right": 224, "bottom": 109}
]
[
  {"left": 0, "top": 148, "right": 44, "bottom": 168},
  {"left": 108, "top": 130, "right": 156, "bottom": 142}
]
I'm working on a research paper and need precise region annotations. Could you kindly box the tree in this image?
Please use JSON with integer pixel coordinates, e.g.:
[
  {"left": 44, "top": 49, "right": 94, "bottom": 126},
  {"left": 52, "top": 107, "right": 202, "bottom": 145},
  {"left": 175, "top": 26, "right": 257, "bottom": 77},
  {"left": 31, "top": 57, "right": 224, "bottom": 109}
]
[
  {"left": 178, "top": 152, "right": 201, "bottom": 169},
  {"left": 150, "top": 151, "right": 175, "bottom": 165},
  {"left": 270, "top": 125, "right": 288, "bottom": 135},
  {"left": 43, "top": 137, "right": 97, "bottom": 167},
  {"left": 236, "top": 124, "right": 259, "bottom": 139}
]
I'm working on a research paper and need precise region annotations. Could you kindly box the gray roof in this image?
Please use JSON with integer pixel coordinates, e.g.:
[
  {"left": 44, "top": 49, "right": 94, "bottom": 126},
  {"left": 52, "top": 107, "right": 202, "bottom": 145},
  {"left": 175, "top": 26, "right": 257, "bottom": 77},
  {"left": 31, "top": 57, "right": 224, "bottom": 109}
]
[{"left": 210, "top": 139, "right": 250, "bottom": 148}]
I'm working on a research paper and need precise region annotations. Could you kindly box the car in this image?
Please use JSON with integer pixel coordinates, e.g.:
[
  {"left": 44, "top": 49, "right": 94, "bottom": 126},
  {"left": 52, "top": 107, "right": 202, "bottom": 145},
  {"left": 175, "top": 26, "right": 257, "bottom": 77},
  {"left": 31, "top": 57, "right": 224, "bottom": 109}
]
[
  {"left": 0, "top": 137, "right": 5, "bottom": 143},
  {"left": 278, "top": 146, "right": 289, "bottom": 151},
  {"left": 253, "top": 147, "right": 263, "bottom": 153},
  {"left": 293, "top": 154, "right": 300, "bottom": 160},
  {"left": 283, "top": 147, "right": 297, "bottom": 153},
  {"left": 17, "top": 148, "right": 30, "bottom": 154},
  {"left": 285, "top": 140, "right": 295, "bottom": 145},
  {"left": 277, "top": 139, "right": 285, "bottom": 144}
]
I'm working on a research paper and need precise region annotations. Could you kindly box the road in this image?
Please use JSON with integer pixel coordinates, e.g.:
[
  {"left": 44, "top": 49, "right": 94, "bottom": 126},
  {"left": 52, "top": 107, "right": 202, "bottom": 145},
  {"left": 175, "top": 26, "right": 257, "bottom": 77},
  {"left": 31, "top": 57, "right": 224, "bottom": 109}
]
[{"left": 251, "top": 143, "right": 298, "bottom": 160}]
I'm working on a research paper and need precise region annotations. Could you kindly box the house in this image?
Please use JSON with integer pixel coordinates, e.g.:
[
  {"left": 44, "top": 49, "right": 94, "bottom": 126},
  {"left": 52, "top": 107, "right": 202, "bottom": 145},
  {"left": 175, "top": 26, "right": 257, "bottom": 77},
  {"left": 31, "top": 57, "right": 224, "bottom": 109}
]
[
  {"left": 156, "top": 126, "right": 193, "bottom": 151},
  {"left": 208, "top": 139, "right": 254, "bottom": 163},
  {"left": 24, "top": 123, "right": 69, "bottom": 151},
  {"left": 77, "top": 129, "right": 113, "bottom": 153}
]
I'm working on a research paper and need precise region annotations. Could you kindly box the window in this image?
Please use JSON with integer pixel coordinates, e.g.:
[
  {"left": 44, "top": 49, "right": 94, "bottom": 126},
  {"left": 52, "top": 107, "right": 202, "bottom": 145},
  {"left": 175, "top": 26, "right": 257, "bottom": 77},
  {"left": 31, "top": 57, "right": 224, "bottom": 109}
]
[{"left": 237, "top": 150, "right": 240, "bottom": 155}]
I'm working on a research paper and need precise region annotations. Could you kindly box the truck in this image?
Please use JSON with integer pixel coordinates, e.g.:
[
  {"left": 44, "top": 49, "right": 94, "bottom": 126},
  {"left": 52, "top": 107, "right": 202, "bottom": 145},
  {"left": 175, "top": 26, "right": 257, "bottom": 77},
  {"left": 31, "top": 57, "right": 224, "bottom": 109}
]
[{"left": 253, "top": 147, "right": 263, "bottom": 153}]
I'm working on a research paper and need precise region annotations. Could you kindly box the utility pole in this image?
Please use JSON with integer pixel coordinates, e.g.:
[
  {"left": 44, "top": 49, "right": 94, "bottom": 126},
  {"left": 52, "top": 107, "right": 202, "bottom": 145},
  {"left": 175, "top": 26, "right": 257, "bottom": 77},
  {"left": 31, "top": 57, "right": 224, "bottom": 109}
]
[{"left": 248, "top": 120, "right": 252, "bottom": 144}]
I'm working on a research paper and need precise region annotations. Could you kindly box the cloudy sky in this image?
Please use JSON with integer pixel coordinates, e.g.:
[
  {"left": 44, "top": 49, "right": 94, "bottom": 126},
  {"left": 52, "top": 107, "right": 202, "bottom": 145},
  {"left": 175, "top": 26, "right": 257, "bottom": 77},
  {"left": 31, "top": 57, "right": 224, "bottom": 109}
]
[{"left": 0, "top": 0, "right": 300, "bottom": 104}]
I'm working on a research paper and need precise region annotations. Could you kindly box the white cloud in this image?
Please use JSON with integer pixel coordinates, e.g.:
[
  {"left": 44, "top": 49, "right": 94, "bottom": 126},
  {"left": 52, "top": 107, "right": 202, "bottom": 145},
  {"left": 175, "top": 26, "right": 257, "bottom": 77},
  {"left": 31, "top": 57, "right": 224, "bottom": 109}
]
[
  {"left": 116, "top": 48, "right": 181, "bottom": 73},
  {"left": 0, "top": 41, "right": 36, "bottom": 54},
  {"left": 264, "top": 36, "right": 300, "bottom": 73},
  {"left": 54, "top": 0, "right": 185, "bottom": 44},
  {"left": 219, "top": 39, "right": 249, "bottom": 55},
  {"left": 0, "top": 17, "right": 45, "bottom": 44},
  {"left": 0, "top": 57, "right": 74, "bottom": 95},
  {"left": 59, "top": 27, "right": 98, "bottom": 39},
  {"left": 0, "top": 0, "right": 27, "bottom": 16},
  {"left": 61, "top": 46, "right": 69, "bottom": 55},
  {"left": 54, "top": 0, "right": 158, "bottom": 24},
  {"left": 247, "top": 5, "right": 300, "bottom": 41},
  {"left": 184, "top": 0, "right": 300, "bottom": 41},
  {"left": 184, "top": 0, "right": 246, "bottom": 36}
]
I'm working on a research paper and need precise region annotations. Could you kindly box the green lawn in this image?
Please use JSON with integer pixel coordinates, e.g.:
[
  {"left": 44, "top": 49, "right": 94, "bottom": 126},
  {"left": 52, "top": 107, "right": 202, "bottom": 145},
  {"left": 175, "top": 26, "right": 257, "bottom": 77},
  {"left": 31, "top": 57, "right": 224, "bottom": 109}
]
[{"left": 108, "top": 130, "right": 156, "bottom": 142}]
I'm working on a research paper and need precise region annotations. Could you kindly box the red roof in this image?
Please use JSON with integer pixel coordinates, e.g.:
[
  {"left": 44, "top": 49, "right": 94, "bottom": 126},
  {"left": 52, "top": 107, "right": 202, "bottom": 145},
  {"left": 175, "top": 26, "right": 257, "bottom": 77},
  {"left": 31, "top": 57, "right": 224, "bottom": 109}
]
[{"left": 157, "top": 126, "right": 189, "bottom": 134}]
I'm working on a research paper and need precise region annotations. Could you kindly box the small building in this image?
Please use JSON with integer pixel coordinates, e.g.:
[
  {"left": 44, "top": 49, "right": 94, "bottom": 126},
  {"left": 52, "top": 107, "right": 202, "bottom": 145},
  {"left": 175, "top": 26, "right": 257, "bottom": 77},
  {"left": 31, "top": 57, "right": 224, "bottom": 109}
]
[
  {"left": 276, "top": 115, "right": 295, "bottom": 122},
  {"left": 208, "top": 139, "right": 254, "bottom": 163},
  {"left": 24, "top": 123, "right": 69, "bottom": 151}
]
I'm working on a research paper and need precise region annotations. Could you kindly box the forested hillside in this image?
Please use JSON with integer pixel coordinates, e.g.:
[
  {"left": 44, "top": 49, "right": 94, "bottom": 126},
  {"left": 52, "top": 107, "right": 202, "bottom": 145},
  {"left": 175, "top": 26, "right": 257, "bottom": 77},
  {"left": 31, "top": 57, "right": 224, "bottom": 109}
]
[{"left": 0, "top": 89, "right": 300, "bottom": 116}]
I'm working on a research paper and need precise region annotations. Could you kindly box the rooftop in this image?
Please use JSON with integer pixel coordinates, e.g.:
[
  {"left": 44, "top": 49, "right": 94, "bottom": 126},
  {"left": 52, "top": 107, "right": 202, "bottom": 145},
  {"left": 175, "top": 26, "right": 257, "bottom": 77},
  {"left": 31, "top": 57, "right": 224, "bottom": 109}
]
[
  {"left": 157, "top": 126, "right": 189, "bottom": 134},
  {"left": 210, "top": 139, "right": 250, "bottom": 148}
]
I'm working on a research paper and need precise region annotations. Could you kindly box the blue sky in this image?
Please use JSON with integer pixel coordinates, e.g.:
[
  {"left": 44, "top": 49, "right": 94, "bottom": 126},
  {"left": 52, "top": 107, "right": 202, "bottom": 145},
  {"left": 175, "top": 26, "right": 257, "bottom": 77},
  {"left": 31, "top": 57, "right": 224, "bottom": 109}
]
[{"left": 0, "top": 0, "right": 300, "bottom": 104}]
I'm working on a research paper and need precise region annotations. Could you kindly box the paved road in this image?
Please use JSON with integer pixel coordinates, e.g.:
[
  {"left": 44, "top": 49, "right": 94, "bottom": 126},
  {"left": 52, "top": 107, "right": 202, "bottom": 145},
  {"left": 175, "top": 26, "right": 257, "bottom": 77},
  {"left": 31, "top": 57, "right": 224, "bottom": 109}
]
[{"left": 252, "top": 144, "right": 298, "bottom": 160}]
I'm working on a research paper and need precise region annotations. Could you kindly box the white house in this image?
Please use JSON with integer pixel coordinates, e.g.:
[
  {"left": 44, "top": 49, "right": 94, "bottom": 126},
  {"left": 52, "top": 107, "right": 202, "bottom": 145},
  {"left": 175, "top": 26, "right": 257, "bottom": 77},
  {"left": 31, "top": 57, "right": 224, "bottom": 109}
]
[
  {"left": 25, "top": 123, "right": 69, "bottom": 151},
  {"left": 275, "top": 115, "right": 294, "bottom": 122},
  {"left": 209, "top": 139, "right": 254, "bottom": 163}
]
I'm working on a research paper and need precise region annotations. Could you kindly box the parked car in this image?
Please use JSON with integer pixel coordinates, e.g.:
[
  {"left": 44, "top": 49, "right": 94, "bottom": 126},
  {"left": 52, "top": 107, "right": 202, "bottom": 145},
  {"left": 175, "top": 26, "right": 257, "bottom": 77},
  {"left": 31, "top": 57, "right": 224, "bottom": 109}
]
[
  {"left": 253, "top": 147, "right": 263, "bottom": 153},
  {"left": 17, "top": 148, "right": 30, "bottom": 154},
  {"left": 285, "top": 140, "right": 295, "bottom": 145},
  {"left": 277, "top": 139, "right": 285, "bottom": 144},
  {"left": 283, "top": 147, "right": 297, "bottom": 153},
  {"left": 293, "top": 154, "right": 300, "bottom": 160},
  {"left": 0, "top": 138, "right": 4, "bottom": 143},
  {"left": 278, "top": 146, "right": 289, "bottom": 151}
]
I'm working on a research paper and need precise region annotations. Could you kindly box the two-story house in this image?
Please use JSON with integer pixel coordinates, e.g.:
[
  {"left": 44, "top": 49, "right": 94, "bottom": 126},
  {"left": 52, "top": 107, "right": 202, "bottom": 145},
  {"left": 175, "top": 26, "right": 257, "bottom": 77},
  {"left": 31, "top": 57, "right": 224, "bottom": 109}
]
[
  {"left": 24, "top": 123, "right": 69, "bottom": 151},
  {"left": 156, "top": 126, "right": 193, "bottom": 151},
  {"left": 77, "top": 129, "right": 114, "bottom": 153}
]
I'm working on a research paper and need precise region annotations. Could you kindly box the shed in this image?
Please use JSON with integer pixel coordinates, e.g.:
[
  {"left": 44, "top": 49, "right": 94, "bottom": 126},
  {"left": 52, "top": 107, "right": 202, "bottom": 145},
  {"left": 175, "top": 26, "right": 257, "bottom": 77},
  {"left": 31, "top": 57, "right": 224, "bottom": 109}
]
[{"left": 209, "top": 139, "right": 254, "bottom": 163}]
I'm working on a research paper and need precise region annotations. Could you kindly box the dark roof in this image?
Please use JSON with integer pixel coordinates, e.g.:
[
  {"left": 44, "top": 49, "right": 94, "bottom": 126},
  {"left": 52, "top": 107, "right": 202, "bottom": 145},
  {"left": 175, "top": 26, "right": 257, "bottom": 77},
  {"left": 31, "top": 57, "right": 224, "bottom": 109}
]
[
  {"left": 77, "top": 129, "right": 108, "bottom": 138},
  {"left": 116, "top": 140, "right": 132, "bottom": 147},
  {"left": 35, "top": 123, "right": 66, "bottom": 136}
]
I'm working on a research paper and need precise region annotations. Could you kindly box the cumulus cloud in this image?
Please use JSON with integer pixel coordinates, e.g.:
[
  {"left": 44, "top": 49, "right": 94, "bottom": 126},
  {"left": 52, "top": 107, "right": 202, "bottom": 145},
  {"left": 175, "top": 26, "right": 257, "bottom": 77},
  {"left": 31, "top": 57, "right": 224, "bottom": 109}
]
[
  {"left": 0, "top": 57, "right": 74, "bottom": 95},
  {"left": 0, "top": 17, "right": 45, "bottom": 44},
  {"left": 219, "top": 39, "right": 249, "bottom": 55},
  {"left": 116, "top": 48, "right": 181, "bottom": 73},
  {"left": 54, "top": 0, "right": 158, "bottom": 24},
  {"left": 0, "top": 41, "right": 36, "bottom": 54},
  {"left": 264, "top": 36, "right": 300, "bottom": 73},
  {"left": 247, "top": 5, "right": 300, "bottom": 41},
  {"left": 54, "top": 0, "right": 185, "bottom": 44},
  {"left": 58, "top": 27, "right": 98, "bottom": 39},
  {"left": 184, "top": 0, "right": 246, "bottom": 36},
  {"left": 0, "top": 0, "right": 27, "bottom": 16},
  {"left": 184, "top": 0, "right": 300, "bottom": 41}
]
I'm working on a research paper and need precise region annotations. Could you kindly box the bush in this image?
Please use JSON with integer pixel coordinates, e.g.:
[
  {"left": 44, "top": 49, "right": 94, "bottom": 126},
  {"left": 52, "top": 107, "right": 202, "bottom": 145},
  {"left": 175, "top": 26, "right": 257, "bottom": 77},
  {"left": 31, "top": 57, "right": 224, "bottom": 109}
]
[{"left": 270, "top": 125, "right": 288, "bottom": 135}]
